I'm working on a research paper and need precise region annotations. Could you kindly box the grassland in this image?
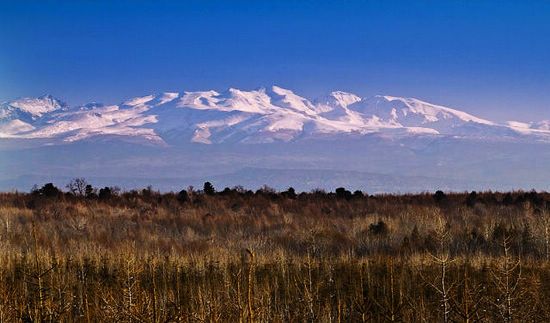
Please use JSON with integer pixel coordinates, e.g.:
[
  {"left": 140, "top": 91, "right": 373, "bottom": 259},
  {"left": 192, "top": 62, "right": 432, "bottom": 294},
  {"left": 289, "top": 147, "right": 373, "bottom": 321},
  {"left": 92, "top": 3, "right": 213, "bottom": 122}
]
[{"left": 0, "top": 185, "right": 548, "bottom": 322}]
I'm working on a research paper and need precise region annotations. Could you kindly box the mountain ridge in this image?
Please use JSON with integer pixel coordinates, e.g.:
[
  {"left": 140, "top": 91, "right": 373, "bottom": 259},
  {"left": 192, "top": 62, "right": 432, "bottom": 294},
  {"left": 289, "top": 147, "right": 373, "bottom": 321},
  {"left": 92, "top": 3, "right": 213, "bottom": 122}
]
[{"left": 1, "top": 86, "right": 549, "bottom": 145}]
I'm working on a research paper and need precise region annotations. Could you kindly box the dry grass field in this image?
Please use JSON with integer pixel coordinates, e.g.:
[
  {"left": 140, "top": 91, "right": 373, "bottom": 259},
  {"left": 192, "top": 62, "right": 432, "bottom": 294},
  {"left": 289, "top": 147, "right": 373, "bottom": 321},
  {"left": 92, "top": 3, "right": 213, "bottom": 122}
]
[{"left": 0, "top": 183, "right": 549, "bottom": 322}]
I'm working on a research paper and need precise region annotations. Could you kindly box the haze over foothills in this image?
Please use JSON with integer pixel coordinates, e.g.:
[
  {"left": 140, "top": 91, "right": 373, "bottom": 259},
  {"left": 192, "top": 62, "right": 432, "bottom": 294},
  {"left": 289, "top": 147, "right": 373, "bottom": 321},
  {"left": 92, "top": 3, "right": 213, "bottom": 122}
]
[{"left": 1, "top": 1, "right": 550, "bottom": 192}]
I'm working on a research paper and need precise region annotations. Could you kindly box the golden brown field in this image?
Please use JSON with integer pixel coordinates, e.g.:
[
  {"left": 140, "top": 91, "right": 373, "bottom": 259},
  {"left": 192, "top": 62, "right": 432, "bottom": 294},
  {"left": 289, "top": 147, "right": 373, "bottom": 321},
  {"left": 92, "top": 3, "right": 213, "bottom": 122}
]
[{"left": 0, "top": 183, "right": 549, "bottom": 322}]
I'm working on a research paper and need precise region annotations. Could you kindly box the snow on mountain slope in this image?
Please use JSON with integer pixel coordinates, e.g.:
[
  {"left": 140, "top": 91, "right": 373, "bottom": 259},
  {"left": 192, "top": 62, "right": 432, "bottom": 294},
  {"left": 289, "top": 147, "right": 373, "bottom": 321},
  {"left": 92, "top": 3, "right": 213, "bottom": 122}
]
[
  {"left": 348, "top": 95, "right": 495, "bottom": 134},
  {"left": 1, "top": 86, "right": 549, "bottom": 145},
  {"left": 157, "top": 92, "right": 179, "bottom": 105},
  {"left": 315, "top": 91, "right": 364, "bottom": 123},
  {"left": 266, "top": 86, "right": 320, "bottom": 116},
  {"left": 2, "top": 95, "right": 66, "bottom": 118},
  {"left": 0, "top": 119, "right": 35, "bottom": 136},
  {"left": 123, "top": 95, "right": 156, "bottom": 107},
  {"left": 178, "top": 88, "right": 276, "bottom": 114},
  {"left": 383, "top": 96, "right": 494, "bottom": 125},
  {"left": 34, "top": 104, "right": 160, "bottom": 142},
  {"left": 328, "top": 91, "right": 362, "bottom": 108},
  {"left": 507, "top": 120, "right": 550, "bottom": 136}
]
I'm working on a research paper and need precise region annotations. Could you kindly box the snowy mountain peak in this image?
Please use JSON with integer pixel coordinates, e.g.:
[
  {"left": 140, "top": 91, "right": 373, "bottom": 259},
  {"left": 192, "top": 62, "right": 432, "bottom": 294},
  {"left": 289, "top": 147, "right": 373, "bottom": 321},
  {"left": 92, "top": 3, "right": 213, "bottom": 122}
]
[
  {"left": 123, "top": 95, "right": 155, "bottom": 107},
  {"left": 328, "top": 91, "right": 362, "bottom": 107},
  {"left": 266, "top": 85, "right": 318, "bottom": 115},
  {"left": 347, "top": 95, "right": 496, "bottom": 133},
  {"left": 156, "top": 92, "right": 179, "bottom": 105},
  {"left": 379, "top": 96, "right": 494, "bottom": 125},
  {"left": 6, "top": 95, "right": 67, "bottom": 117},
  {"left": 1, "top": 87, "right": 549, "bottom": 145},
  {"left": 270, "top": 85, "right": 294, "bottom": 95},
  {"left": 315, "top": 91, "right": 362, "bottom": 111}
]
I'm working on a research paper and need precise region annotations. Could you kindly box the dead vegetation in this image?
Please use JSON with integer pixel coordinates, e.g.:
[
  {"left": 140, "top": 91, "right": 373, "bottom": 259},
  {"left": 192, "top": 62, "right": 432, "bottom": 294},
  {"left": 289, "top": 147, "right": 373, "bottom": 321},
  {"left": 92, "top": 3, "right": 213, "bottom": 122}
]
[{"left": 0, "top": 184, "right": 549, "bottom": 321}]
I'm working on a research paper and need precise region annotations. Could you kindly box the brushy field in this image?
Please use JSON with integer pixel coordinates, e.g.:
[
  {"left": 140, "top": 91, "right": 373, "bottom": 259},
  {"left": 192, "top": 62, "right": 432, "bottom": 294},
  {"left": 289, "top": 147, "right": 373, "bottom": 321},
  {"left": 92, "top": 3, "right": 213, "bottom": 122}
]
[{"left": 0, "top": 184, "right": 549, "bottom": 322}]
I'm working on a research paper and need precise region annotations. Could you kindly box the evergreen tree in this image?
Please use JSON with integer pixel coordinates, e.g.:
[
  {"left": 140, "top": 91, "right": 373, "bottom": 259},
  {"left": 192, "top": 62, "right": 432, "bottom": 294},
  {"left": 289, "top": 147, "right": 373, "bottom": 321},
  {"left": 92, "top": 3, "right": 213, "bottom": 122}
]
[{"left": 203, "top": 182, "right": 215, "bottom": 195}]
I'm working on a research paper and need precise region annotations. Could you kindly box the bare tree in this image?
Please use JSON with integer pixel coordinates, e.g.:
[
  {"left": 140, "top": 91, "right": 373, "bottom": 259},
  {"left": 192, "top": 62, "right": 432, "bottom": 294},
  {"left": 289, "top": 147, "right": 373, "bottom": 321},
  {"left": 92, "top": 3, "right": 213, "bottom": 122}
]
[
  {"left": 372, "top": 259, "right": 406, "bottom": 322},
  {"left": 452, "top": 263, "right": 486, "bottom": 323},
  {"left": 422, "top": 216, "right": 456, "bottom": 323},
  {"left": 491, "top": 235, "right": 524, "bottom": 322},
  {"left": 66, "top": 178, "right": 89, "bottom": 196}
]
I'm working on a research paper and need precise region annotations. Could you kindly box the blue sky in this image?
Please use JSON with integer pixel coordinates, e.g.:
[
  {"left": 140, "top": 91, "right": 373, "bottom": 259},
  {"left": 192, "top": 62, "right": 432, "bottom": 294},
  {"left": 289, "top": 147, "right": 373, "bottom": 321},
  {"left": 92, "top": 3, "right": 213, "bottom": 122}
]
[{"left": 1, "top": 0, "right": 550, "bottom": 121}]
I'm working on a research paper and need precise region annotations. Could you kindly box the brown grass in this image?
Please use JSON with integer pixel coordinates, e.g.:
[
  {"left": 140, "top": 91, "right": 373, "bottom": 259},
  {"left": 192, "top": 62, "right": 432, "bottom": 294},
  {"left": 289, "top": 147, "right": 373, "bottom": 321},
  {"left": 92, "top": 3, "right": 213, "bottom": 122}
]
[{"left": 0, "top": 188, "right": 548, "bottom": 321}]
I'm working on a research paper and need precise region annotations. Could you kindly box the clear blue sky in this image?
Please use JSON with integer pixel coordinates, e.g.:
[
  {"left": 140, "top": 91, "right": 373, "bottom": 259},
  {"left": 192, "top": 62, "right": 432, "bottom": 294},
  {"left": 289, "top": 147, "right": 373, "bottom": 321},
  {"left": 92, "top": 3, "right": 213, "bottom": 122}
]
[{"left": 1, "top": 0, "right": 550, "bottom": 121}]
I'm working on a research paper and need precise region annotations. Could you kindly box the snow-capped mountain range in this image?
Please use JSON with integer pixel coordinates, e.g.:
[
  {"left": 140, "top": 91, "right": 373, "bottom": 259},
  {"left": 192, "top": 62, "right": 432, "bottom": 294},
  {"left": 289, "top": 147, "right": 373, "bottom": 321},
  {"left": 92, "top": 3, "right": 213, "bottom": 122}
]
[{"left": 1, "top": 86, "right": 549, "bottom": 145}]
